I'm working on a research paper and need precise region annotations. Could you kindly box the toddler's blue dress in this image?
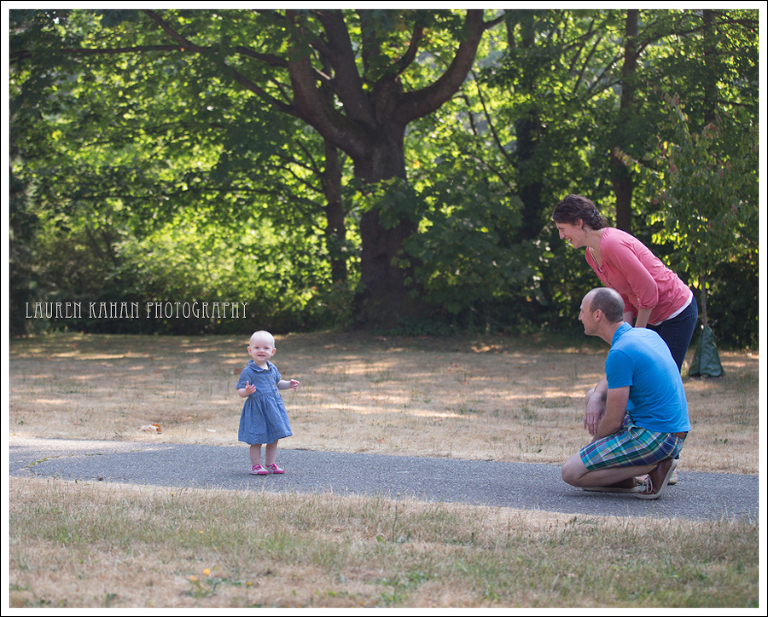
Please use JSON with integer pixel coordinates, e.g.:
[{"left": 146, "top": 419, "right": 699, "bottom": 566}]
[{"left": 236, "top": 360, "right": 293, "bottom": 445}]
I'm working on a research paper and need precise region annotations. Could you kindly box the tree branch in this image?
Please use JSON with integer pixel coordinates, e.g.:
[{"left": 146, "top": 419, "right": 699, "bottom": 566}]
[
  {"left": 142, "top": 10, "right": 203, "bottom": 52},
  {"left": 574, "top": 34, "right": 603, "bottom": 95},
  {"left": 285, "top": 9, "right": 371, "bottom": 160},
  {"left": 391, "top": 25, "right": 424, "bottom": 77},
  {"left": 472, "top": 71, "right": 514, "bottom": 167},
  {"left": 11, "top": 45, "right": 181, "bottom": 64},
  {"left": 141, "top": 10, "right": 297, "bottom": 116},
  {"left": 313, "top": 10, "right": 375, "bottom": 126},
  {"left": 395, "top": 10, "right": 486, "bottom": 125}
]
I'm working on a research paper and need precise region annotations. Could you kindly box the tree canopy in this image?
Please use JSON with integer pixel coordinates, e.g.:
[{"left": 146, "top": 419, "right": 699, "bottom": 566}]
[{"left": 8, "top": 8, "right": 760, "bottom": 347}]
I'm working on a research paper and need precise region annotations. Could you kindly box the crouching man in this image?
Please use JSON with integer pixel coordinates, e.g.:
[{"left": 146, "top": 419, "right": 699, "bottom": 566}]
[{"left": 562, "top": 288, "right": 690, "bottom": 499}]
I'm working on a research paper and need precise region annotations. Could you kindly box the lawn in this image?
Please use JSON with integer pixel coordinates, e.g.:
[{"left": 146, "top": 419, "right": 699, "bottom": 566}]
[{"left": 7, "top": 331, "right": 761, "bottom": 608}]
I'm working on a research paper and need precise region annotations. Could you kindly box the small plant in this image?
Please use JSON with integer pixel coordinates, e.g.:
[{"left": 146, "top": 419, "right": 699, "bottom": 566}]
[
  {"left": 103, "top": 592, "right": 119, "bottom": 608},
  {"left": 187, "top": 568, "right": 223, "bottom": 599}
]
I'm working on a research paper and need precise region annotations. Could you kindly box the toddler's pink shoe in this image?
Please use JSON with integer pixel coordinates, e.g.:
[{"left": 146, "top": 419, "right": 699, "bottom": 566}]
[
  {"left": 250, "top": 464, "right": 269, "bottom": 476},
  {"left": 266, "top": 463, "right": 285, "bottom": 474}
]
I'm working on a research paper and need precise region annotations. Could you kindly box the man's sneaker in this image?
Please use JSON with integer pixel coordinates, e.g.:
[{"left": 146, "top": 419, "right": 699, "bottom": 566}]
[
  {"left": 637, "top": 470, "right": 678, "bottom": 486},
  {"left": 637, "top": 458, "right": 677, "bottom": 500},
  {"left": 250, "top": 464, "right": 269, "bottom": 475},
  {"left": 266, "top": 463, "right": 285, "bottom": 474}
]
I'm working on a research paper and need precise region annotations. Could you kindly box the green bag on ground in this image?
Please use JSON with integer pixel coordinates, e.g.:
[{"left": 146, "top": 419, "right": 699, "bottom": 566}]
[{"left": 688, "top": 324, "right": 725, "bottom": 378}]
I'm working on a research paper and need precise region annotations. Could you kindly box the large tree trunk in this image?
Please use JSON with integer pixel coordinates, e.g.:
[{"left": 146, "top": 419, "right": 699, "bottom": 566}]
[
  {"left": 610, "top": 163, "right": 634, "bottom": 233},
  {"left": 702, "top": 10, "right": 717, "bottom": 126},
  {"left": 322, "top": 141, "right": 348, "bottom": 285},
  {"left": 357, "top": 209, "right": 422, "bottom": 326},
  {"left": 515, "top": 117, "right": 544, "bottom": 242},
  {"left": 611, "top": 9, "right": 639, "bottom": 233},
  {"left": 284, "top": 9, "right": 486, "bottom": 327},
  {"left": 353, "top": 124, "right": 425, "bottom": 326},
  {"left": 510, "top": 21, "right": 545, "bottom": 243}
]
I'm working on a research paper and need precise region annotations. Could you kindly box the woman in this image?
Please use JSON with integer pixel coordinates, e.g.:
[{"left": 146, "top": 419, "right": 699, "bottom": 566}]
[{"left": 552, "top": 194, "right": 698, "bottom": 371}]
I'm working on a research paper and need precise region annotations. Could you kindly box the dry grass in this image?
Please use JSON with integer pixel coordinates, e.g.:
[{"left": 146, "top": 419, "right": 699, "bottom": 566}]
[
  {"left": 7, "top": 331, "right": 761, "bottom": 608},
  {"left": 8, "top": 330, "right": 760, "bottom": 473},
  {"left": 7, "top": 477, "right": 759, "bottom": 608}
]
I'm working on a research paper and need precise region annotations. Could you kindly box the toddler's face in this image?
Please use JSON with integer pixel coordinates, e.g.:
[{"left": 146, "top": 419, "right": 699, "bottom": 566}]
[{"left": 248, "top": 336, "right": 275, "bottom": 367}]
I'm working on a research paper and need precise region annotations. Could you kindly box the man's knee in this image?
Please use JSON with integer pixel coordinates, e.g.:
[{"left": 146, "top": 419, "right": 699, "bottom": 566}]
[
  {"left": 562, "top": 454, "right": 586, "bottom": 486},
  {"left": 561, "top": 465, "right": 577, "bottom": 486}
]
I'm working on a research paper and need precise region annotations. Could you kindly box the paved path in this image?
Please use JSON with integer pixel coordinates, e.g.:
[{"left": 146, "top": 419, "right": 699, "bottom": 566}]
[{"left": 8, "top": 436, "right": 759, "bottom": 522}]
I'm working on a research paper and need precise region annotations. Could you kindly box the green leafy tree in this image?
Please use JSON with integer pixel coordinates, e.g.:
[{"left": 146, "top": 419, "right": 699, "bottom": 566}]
[
  {"left": 640, "top": 94, "right": 757, "bottom": 327},
  {"left": 619, "top": 93, "right": 758, "bottom": 369},
  {"left": 450, "top": 9, "right": 758, "bottom": 332},
  {"left": 10, "top": 9, "right": 758, "bottom": 340},
  {"left": 11, "top": 8, "right": 504, "bottom": 328},
  {"left": 447, "top": 9, "right": 648, "bottom": 324}
]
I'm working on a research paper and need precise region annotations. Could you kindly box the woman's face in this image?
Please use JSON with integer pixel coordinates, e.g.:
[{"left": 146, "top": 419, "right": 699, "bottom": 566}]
[{"left": 555, "top": 220, "right": 586, "bottom": 249}]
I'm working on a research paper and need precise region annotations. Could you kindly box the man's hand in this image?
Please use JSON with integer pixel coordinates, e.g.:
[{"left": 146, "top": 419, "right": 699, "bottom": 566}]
[
  {"left": 584, "top": 393, "right": 604, "bottom": 436},
  {"left": 583, "top": 378, "right": 608, "bottom": 436}
]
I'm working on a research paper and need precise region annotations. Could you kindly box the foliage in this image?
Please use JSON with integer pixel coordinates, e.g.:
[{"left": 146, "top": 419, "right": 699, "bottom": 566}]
[
  {"left": 8, "top": 8, "right": 760, "bottom": 347},
  {"left": 9, "top": 8, "right": 500, "bottom": 330},
  {"left": 25, "top": 207, "right": 343, "bottom": 335},
  {"left": 463, "top": 9, "right": 759, "bottom": 341},
  {"left": 403, "top": 160, "right": 532, "bottom": 315},
  {"left": 702, "top": 256, "right": 758, "bottom": 349},
  {"left": 8, "top": 169, "right": 43, "bottom": 336},
  {"left": 619, "top": 93, "right": 758, "bottom": 330},
  {"left": 644, "top": 9, "right": 759, "bottom": 131},
  {"left": 9, "top": 8, "right": 361, "bottom": 335},
  {"left": 648, "top": 96, "right": 757, "bottom": 280}
]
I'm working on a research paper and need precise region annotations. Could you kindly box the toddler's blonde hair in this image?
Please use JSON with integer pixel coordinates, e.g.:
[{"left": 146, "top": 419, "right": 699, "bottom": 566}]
[{"left": 249, "top": 330, "right": 275, "bottom": 348}]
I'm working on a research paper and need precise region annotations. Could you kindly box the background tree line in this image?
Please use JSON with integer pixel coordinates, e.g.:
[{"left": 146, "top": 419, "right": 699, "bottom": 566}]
[{"left": 8, "top": 8, "right": 759, "bottom": 347}]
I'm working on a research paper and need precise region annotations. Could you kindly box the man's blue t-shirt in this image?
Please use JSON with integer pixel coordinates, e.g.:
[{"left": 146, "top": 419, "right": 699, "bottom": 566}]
[{"left": 606, "top": 323, "right": 691, "bottom": 433}]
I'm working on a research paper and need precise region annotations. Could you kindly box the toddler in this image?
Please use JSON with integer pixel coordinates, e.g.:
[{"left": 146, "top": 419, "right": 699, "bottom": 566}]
[{"left": 236, "top": 330, "right": 299, "bottom": 475}]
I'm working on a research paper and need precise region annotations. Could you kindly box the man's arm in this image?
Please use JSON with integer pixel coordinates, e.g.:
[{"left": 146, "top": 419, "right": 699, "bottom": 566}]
[
  {"left": 584, "top": 377, "right": 608, "bottom": 435},
  {"left": 592, "top": 386, "right": 630, "bottom": 441}
]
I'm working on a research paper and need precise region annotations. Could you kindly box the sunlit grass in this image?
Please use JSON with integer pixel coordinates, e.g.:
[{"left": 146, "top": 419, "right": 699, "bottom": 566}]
[
  {"left": 9, "top": 331, "right": 759, "bottom": 473},
  {"left": 8, "top": 332, "right": 760, "bottom": 608}
]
